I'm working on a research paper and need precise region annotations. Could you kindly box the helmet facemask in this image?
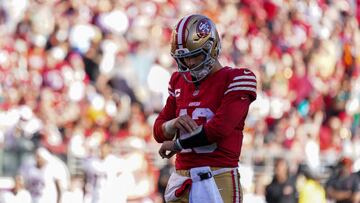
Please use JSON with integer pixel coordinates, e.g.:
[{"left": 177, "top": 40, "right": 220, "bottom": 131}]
[{"left": 173, "top": 40, "right": 216, "bottom": 83}]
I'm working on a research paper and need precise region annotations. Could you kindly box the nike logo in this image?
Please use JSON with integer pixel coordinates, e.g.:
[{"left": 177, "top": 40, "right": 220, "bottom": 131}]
[
  {"left": 175, "top": 89, "right": 181, "bottom": 97},
  {"left": 241, "top": 96, "right": 248, "bottom": 100},
  {"left": 244, "top": 70, "right": 251, "bottom": 74}
]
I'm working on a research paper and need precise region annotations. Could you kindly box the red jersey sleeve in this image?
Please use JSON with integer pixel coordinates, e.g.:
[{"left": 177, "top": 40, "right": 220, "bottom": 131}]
[
  {"left": 224, "top": 68, "right": 257, "bottom": 101},
  {"left": 204, "top": 68, "right": 257, "bottom": 143},
  {"left": 153, "top": 73, "right": 178, "bottom": 143}
]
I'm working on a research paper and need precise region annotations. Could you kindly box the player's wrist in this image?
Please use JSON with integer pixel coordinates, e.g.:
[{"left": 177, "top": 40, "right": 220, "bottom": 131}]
[
  {"left": 164, "top": 119, "right": 177, "bottom": 137},
  {"left": 173, "top": 139, "right": 183, "bottom": 152},
  {"left": 178, "top": 126, "right": 210, "bottom": 149}
]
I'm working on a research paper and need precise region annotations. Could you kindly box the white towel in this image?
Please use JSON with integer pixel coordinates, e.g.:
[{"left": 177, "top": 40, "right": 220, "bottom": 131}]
[
  {"left": 164, "top": 167, "right": 236, "bottom": 203},
  {"left": 189, "top": 166, "right": 223, "bottom": 203},
  {"left": 164, "top": 172, "right": 191, "bottom": 202}
]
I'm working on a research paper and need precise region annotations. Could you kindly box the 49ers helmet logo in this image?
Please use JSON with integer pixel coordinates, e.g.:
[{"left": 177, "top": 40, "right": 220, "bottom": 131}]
[{"left": 196, "top": 18, "right": 211, "bottom": 38}]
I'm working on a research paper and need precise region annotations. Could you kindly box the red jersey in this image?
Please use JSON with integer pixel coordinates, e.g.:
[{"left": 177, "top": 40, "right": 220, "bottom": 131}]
[{"left": 153, "top": 67, "right": 257, "bottom": 169}]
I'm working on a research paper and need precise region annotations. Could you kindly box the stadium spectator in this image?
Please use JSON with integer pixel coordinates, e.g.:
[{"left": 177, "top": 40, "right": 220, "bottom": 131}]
[
  {"left": 353, "top": 170, "right": 360, "bottom": 203},
  {"left": 265, "top": 158, "right": 298, "bottom": 203},
  {"left": 82, "top": 142, "right": 127, "bottom": 203},
  {"left": 20, "top": 147, "right": 68, "bottom": 203},
  {"left": 0, "top": 175, "right": 31, "bottom": 203},
  {"left": 326, "top": 157, "right": 360, "bottom": 203},
  {"left": 297, "top": 164, "right": 326, "bottom": 203}
]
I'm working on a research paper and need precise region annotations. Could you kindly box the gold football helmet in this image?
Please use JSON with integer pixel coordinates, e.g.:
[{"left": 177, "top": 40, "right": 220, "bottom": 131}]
[{"left": 171, "top": 14, "right": 221, "bottom": 83}]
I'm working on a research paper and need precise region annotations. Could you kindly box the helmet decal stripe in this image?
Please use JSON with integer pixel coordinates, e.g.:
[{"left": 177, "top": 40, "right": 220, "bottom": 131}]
[
  {"left": 177, "top": 15, "right": 192, "bottom": 49},
  {"left": 176, "top": 16, "right": 188, "bottom": 49},
  {"left": 181, "top": 15, "right": 193, "bottom": 48},
  {"left": 175, "top": 17, "right": 182, "bottom": 49}
]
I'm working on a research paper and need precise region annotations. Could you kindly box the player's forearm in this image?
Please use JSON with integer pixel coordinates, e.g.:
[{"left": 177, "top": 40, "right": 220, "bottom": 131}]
[
  {"left": 153, "top": 119, "right": 175, "bottom": 143},
  {"left": 153, "top": 95, "right": 177, "bottom": 143},
  {"left": 327, "top": 188, "right": 352, "bottom": 200},
  {"left": 205, "top": 95, "right": 251, "bottom": 142},
  {"left": 334, "top": 191, "right": 352, "bottom": 200},
  {"left": 162, "top": 119, "right": 177, "bottom": 139}
]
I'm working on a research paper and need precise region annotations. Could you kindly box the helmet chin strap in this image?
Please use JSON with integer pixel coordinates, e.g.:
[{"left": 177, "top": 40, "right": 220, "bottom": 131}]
[
  {"left": 191, "top": 75, "right": 200, "bottom": 88},
  {"left": 178, "top": 52, "right": 216, "bottom": 84},
  {"left": 186, "top": 58, "right": 215, "bottom": 83},
  {"left": 191, "top": 66, "right": 209, "bottom": 80}
]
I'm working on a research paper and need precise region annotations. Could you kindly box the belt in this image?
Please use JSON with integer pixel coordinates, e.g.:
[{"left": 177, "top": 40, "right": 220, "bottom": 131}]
[{"left": 176, "top": 167, "right": 237, "bottom": 182}]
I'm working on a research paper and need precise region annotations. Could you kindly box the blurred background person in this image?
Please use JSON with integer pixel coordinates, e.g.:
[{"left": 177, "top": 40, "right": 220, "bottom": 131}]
[
  {"left": 60, "top": 176, "right": 84, "bottom": 203},
  {"left": 297, "top": 164, "right": 326, "bottom": 203},
  {"left": 156, "top": 158, "right": 174, "bottom": 203},
  {"left": 0, "top": 175, "right": 31, "bottom": 203},
  {"left": 353, "top": 169, "right": 360, "bottom": 203},
  {"left": 82, "top": 141, "right": 127, "bottom": 203},
  {"left": 326, "top": 157, "right": 360, "bottom": 203},
  {"left": 20, "top": 147, "right": 67, "bottom": 203},
  {"left": 265, "top": 158, "right": 298, "bottom": 203}
]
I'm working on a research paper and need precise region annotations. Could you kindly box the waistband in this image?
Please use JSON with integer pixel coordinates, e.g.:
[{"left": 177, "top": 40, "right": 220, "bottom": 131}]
[{"left": 176, "top": 167, "right": 238, "bottom": 178}]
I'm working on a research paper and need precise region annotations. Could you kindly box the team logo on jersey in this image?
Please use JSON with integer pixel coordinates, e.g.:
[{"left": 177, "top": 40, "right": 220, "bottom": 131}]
[
  {"left": 175, "top": 89, "right": 181, "bottom": 97},
  {"left": 189, "top": 102, "right": 201, "bottom": 106},
  {"left": 196, "top": 18, "right": 211, "bottom": 38}
]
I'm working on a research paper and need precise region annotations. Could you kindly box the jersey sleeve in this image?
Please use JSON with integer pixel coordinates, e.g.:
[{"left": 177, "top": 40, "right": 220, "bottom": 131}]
[
  {"left": 224, "top": 68, "right": 257, "bottom": 101},
  {"left": 153, "top": 73, "right": 178, "bottom": 143},
  {"left": 204, "top": 68, "right": 257, "bottom": 143}
]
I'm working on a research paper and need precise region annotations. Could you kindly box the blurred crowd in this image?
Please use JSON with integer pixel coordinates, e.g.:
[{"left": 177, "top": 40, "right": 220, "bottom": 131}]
[{"left": 0, "top": 0, "right": 359, "bottom": 202}]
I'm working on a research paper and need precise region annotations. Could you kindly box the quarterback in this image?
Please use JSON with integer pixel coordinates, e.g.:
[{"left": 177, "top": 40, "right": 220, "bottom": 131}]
[{"left": 153, "top": 14, "right": 257, "bottom": 203}]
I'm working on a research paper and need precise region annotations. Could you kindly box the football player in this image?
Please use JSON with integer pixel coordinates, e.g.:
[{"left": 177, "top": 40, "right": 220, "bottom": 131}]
[{"left": 153, "top": 14, "right": 257, "bottom": 203}]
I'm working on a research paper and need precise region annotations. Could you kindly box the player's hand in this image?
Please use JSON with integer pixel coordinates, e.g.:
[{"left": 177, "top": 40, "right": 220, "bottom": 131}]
[
  {"left": 173, "top": 114, "right": 198, "bottom": 133},
  {"left": 163, "top": 115, "right": 198, "bottom": 139},
  {"left": 159, "top": 141, "right": 177, "bottom": 159}
]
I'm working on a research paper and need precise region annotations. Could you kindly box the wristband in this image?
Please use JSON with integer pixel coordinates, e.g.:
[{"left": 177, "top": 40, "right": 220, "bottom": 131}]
[
  {"left": 178, "top": 126, "right": 210, "bottom": 149},
  {"left": 173, "top": 139, "right": 183, "bottom": 151}
]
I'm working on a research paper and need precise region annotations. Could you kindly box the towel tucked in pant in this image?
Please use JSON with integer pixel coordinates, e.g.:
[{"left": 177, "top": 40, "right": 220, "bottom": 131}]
[{"left": 164, "top": 166, "right": 243, "bottom": 203}]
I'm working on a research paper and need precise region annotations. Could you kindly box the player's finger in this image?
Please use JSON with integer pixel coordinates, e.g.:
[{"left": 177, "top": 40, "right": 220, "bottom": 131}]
[
  {"left": 164, "top": 151, "right": 177, "bottom": 159},
  {"left": 181, "top": 115, "right": 198, "bottom": 130},
  {"left": 183, "top": 118, "right": 199, "bottom": 132},
  {"left": 177, "top": 119, "right": 194, "bottom": 133},
  {"left": 159, "top": 148, "right": 166, "bottom": 159},
  {"left": 181, "top": 114, "right": 192, "bottom": 120},
  {"left": 174, "top": 118, "right": 188, "bottom": 132},
  {"left": 187, "top": 119, "right": 198, "bottom": 131}
]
